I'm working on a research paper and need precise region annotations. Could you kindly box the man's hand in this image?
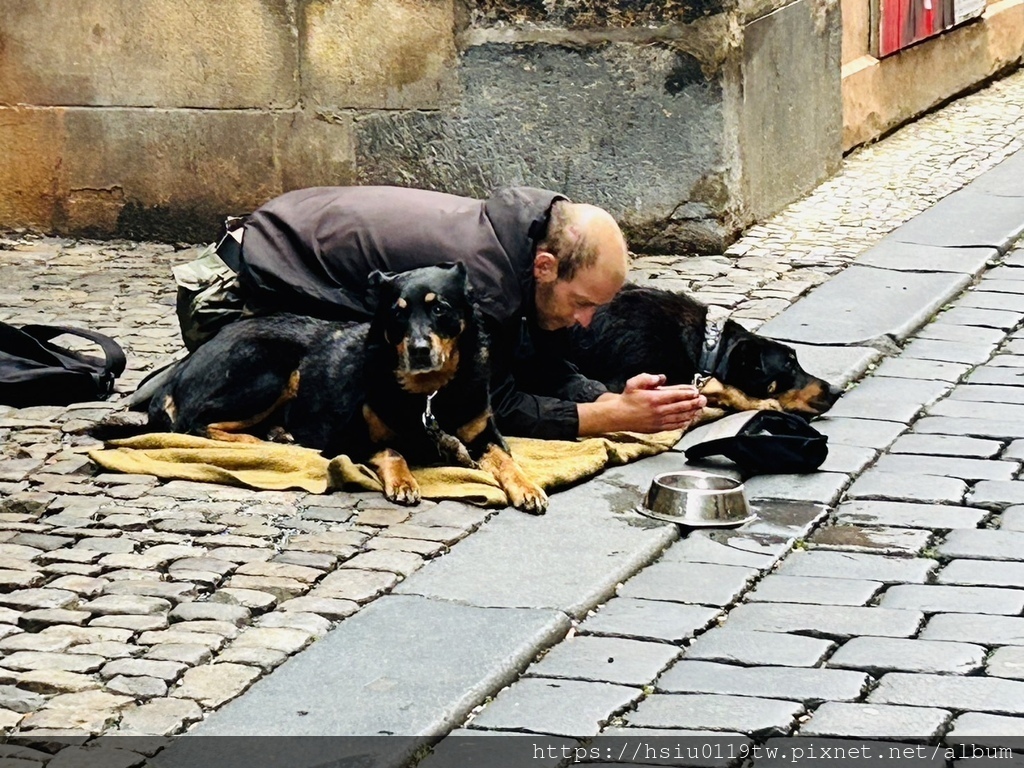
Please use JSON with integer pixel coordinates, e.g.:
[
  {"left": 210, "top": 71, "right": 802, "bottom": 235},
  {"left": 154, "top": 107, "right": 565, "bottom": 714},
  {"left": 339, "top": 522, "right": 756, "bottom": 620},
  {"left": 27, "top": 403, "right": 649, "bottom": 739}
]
[{"left": 577, "top": 373, "right": 708, "bottom": 436}]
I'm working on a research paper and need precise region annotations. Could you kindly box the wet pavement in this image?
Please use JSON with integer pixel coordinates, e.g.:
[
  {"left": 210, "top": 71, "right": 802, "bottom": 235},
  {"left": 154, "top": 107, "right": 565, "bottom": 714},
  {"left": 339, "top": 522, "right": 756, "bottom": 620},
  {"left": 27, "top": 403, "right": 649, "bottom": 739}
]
[{"left": 1, "top": 67, "right": 1024, "bottom": 761}]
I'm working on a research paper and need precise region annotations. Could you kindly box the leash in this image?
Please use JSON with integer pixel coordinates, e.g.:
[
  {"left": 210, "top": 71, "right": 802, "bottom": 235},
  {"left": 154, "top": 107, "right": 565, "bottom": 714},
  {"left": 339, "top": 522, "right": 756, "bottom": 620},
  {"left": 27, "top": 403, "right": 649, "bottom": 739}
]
[{"left": 421, "top": 391, "right": 475, "bottom": 467}]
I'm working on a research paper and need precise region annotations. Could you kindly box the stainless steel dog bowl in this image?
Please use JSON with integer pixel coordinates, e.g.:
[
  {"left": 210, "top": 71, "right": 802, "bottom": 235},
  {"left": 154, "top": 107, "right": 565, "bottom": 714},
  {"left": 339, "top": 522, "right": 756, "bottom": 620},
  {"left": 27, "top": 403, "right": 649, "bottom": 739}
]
[{"left": 635, "top": 471, "right": 755, "bottom": 528}]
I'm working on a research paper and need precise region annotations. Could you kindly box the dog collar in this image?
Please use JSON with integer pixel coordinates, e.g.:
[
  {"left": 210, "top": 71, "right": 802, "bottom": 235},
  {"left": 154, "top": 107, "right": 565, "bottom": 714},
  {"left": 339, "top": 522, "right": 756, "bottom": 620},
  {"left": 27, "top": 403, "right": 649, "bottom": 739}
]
[{"left": 697, "top": 316, "right": 726, "bottom": 380}]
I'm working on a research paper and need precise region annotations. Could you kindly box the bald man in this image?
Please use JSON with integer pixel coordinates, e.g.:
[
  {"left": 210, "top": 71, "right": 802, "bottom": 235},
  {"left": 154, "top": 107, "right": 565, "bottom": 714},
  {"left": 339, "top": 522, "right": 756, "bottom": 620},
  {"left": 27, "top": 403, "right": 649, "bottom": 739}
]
[{"left": 214, "top": 186, "right": 706, "bottom": 440}]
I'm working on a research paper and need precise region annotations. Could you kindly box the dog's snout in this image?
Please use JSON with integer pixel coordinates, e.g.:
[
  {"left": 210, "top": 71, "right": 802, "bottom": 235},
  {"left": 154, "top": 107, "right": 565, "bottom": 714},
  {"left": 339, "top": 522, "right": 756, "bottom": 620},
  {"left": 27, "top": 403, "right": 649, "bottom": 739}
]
[
  {"left": 407, "top": 337, "right": 433, "bottom": 368},
  {"left": 826, "top": 383, "right": 844, "bottom": 401}
]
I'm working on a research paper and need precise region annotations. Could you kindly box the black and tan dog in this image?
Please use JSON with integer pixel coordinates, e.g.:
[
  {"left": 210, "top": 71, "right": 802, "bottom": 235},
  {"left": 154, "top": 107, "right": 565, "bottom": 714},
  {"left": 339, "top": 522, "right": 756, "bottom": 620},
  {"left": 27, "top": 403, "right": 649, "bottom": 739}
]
[
  {"left": 568, "top": 285, "right": 841, "bottom": 419},
  {"left": 148, "top": 263, "right": 547, "bottom": 513}
]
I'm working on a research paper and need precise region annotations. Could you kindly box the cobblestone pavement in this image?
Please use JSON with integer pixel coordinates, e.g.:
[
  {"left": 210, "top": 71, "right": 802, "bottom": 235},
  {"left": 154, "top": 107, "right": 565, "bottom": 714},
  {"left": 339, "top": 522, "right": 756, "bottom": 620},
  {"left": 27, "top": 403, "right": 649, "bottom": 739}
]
[
  {"left": 449, "top": 236, "right": 1024, "bottom": 754},
  {"left": 0, "top": 68, "right": 1023, "bottom": 751}
]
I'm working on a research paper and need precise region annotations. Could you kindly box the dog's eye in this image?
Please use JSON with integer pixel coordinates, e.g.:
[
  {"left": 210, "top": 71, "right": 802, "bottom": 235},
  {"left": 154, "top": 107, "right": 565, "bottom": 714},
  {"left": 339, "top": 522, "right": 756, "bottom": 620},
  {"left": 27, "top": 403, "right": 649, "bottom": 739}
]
[
  {"left": 431, "top": 302, "right": 449, "bottom": 316},
  {"left": 767, "top": 381, "right": 777, "bottom": 394}
]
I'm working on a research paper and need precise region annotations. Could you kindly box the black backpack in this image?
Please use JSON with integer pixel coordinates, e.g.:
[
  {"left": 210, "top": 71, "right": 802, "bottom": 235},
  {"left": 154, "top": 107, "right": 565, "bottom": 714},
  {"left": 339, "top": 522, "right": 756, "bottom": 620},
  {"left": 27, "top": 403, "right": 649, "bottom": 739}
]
[{"left": 0, "top": 322, "right": 127, "bottom": 408}]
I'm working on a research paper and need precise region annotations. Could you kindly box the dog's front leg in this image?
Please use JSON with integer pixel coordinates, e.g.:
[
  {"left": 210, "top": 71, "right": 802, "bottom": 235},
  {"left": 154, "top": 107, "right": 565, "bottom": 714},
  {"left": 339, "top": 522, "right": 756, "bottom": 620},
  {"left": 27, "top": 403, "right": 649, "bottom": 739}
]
[
  {"left": 458, "top": 411, "right": 547, "bottom": 515},
  {"left": 701, "top": 378, "right": 782, "bottom": 413},
  {"left": 363, "top": 404, "right": 421, "bottom": 505}
]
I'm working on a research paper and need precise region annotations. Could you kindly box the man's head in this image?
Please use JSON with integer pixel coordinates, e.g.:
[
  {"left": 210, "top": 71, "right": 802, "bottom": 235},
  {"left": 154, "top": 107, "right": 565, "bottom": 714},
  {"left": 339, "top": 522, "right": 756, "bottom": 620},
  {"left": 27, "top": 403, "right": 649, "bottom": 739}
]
[{"left": 533, "top": 201, "right": 629, "bottom": 331}]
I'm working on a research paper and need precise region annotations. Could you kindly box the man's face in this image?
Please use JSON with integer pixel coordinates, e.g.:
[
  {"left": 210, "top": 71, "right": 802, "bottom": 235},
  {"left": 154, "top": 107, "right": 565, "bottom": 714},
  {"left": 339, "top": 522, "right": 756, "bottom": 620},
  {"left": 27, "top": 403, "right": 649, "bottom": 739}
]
[{"left": 533, "top": 256, "right": 625, "bottom": 331}]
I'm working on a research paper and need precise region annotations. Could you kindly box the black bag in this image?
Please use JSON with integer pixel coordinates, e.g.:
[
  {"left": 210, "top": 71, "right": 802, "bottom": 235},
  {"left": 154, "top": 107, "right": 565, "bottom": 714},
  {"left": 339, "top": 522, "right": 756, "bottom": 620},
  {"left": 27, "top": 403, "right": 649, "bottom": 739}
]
[
  {"left": 683, "top": 410, "right": 829, "bottom": 474},
  {"left": 0, "top": 323, "right": 127, "bottom": 408}
]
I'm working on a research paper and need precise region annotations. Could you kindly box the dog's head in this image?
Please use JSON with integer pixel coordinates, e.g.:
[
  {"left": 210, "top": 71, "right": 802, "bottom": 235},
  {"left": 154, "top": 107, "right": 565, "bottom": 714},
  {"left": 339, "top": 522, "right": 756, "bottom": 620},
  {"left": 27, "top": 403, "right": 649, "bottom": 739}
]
[
  {"left": 368, "top": 263, "right": 472, "bottom": 379},
  {"left": 718, "top": 331, "right": 842, "bottom": 417}
]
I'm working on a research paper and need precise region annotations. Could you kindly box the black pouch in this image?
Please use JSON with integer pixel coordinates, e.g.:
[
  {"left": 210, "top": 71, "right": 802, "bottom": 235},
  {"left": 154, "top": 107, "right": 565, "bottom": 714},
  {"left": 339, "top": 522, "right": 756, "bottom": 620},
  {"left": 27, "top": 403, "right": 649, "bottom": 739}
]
[
  {"left": 683, "top": 410, "right": 828, "bottom": 474},
  {"left": 0, "top": 323, "right": 127, "bottom": 408}
]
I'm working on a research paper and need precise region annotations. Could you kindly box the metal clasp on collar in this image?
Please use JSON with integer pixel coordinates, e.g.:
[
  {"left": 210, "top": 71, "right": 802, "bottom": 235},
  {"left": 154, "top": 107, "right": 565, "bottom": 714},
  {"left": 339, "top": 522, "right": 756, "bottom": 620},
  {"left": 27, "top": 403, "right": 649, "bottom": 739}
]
[
  {"left": 692, "top": 373, "right": 711, "bottom": 391},
  {"left": 421, "top": 391, "right": 438, "bottom": 432}
]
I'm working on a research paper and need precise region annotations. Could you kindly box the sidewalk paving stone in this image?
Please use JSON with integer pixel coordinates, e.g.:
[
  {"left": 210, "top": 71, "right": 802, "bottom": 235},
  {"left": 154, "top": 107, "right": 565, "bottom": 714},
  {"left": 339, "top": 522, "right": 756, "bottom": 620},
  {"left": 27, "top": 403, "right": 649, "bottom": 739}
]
[
  {"left": 524, "top": 636, "right": 680, "bottom": 686},
  {"left": 742, "top": 502, "right": 830, "bottom": 539},
  {"left": 825, "top": 378, "right": 951, "bottom": 423},
  {"left": 845, "top": 470, "right": 967, "bottom": 505},
  {"left": 869, "top": 672, "right": 1024, "bottom": 715},
  {"left": 919, "top": 613, "right": 1024, "bottom": 646},
  {"left": 661, "top": 532, "right": 784, "bottom": 569},
  {"left": 466, "top": 678, "right": 642, "bottom": 738},
  {"left": 946, "top": 713, "right": 1024, "bottom": 751},
  {"left": 941, "top": 306, "right": 1023, "bottom": 330},
  {"left": 834, "top": 500, "right": 987, "bottom": 530},
  {"left": 936, "top": 559, "right": 1024, "bottom": 588},
  {"left": 817, "top": 445, "right": 878, "bottom": 475},
  {"left": 870, "top": 454, "right": 1018, "bottom": 482},
  {"left": 806, "top": 525, "right": 932, "bottom": 556},
  {"left": 999, "top": 505, "right": 1024, "bottom": 530},
  {"left": 724, "top": 603, "right": 923, "bottom": 639},
  {"left": 656, "top": 661, "right": 869, "bottom": 704},
  {"left": 774, "top": 551, "right": 936, "bottom": 584},
  {"left": 578, "top": 598, "right": 721, "bottom": 643},
  {"left": 986, "top": 647, "right": 1024, "bottom": 680},
  {"left": 626, "top": 693, "right": 802, "bottom": 737},
  {"left": 913, "top": 416, "right": 1024, "bottom": 440},
  {"left": 878, "top": 584, "right": 1024, "bottom": 615},
  {"left": 884, "top": 188, "right": 1024, "bottom": 251},
  {"left": 798, "top": 702, "right": 951, "bottom": 742},
  {"left": 967, "top": 367, "right": 1024, "bottom": 386},
  {"left": 936, "top": 529, "right": 1024, "bottom": 560},
  {"left": 968, "top": 481, "right": 1024, "bottom": 510},
  {"left": 949, "top": 384, "right": 1024, "bottom": 405},
  {"left": 825, "top": 637, "right": 985, "bottom": 675},
  {"left": 930, "top": 399, "right": 1024, "bottom": 421},
  {"left": 746, "top": 575, "right": 882, "bottom": 606},
  {"left": 617, "top": 562, "right": 758, "bottom": 608},
  {"left": 854, "top": 241, "right": 995, "bottom": 275},
  {"left": 683, "top": 630, "right": 834, "bottom": 668},
  {"left": 811, "top": 418, "right": 908, "bottom": 449},
  {"left": 917, "top": 322, "right": 1006, "bottom": 345},
  {"left": 872, "top": 357, "right": 972, "bottom": 382},
  {"left": 900, "top": 338, "right": 998, "bottom": 365},
  {"left": 887, "top": 434, "right": 1002, "bottom": 458}
]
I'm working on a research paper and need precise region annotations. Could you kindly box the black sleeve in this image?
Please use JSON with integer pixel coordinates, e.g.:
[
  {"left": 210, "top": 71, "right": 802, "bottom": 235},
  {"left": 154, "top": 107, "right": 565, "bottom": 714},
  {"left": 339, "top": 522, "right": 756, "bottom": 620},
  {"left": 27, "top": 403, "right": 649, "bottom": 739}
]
[{"left": 484, "top": 319, "right": 608, "bottom": 440}]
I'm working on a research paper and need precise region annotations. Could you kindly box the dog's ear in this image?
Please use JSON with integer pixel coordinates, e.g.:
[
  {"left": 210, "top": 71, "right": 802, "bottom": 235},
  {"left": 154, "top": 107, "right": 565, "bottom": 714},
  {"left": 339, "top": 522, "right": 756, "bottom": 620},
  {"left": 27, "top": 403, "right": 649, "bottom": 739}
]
[{"left": 366, "top": 270, "right": 397, "bottom": 312}]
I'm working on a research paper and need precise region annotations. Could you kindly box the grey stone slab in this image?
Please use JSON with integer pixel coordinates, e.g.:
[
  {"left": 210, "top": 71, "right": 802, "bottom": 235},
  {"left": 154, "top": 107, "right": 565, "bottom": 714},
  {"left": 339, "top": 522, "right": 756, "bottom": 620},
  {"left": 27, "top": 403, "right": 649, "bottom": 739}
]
[
  {"left": 775, "top": 550, "right": 936, "bottom": 584},
  {"left": 662, "top": 532, "right": 781, "bottom": 569},
  {"left": 742, "top": 501, "right": 831, "bottom": 539},
  {"left": 826, "top": 636, "right": 985, "bottom": 675},
  {"left": 888, "top": 434, "right": 1002, "bottom": 458},
  {"left": 525, "top": 636, "right": 680, "bottom": 687},
  {"left": 1000, "top": 505, "right": 1024, "bottom": 530},
  {"left": 900, "top": 338, "right": 998, "bottom": 365},
  {"left": 987, "top": 646, "right": 1024, "bottom": 680},
  {"left": 869, "top": 671, "right": 1024, "bottom": 715},
  {"left": 747, "top": 574, "right": 882, "bottom": 606},
  {"left": 929, "top": 398, "right": 1024, "bottom": 421},
  {"left": 684, "top": 629, "right": 834, "bottom": 668},
  {"left": 872, "top": 454, "right": 1018, "bottom": 482},
  {"left": 392, "top": 477, "right": 677, "bottom": 618},
  {"left": 969, "top": 481, "right": 1024, "bottom": 511},
  {"left": 420, "top": 732, "right": 576, "bottom": 768},
  {"left": 807, "top": 525, "right": 932, "bottom": 556},
  {"left": 920, "top": 613, "right": 1024, "bottom": 646},
  {"left": 951, "top": 384, "right": 1024, "bottom": 405},
  {"left": 979, "top": 278, "right": 1024, "bottom": 295},
  {"left": 817, "top": 444, "right": 878, "bottom": 474},
  {"left": 879, "top": 584, "right": 1024, "bottom": 615},
  {"left": 845, "top": 469, "right": 967, "bottom": 505},
  {"left": 1006, "top": 248, "right": 1024, "bottom": 267},
  {"left": 1005, "top": 442, "right": 1024, "bottom": 461},
  {"left": 811, "top": 417, "right": 908, "bottom": 449},
  {"left": 854, "top": 240, "right": 995, "bottom": 274},
  {"left": 759, "top": 266, "right": 969, "bottom": 346},
  {"left": 468, "top": 677, "right": 642, "bottom": 738},
  {"left": 991, "top": 265, "right": 1024, "bottom": 281},
  {"left": 618, "top": 561, "right": 758, "bottom": 608},
  {"left": 989, "top": 353, "right": 1024, "bottom": 367},
  {"left": 799, "top": 702, "right": 951, "bottom": 741},
  {"left": 917, "top": 322, "right": 1006, "bottom": 345},
  {"left": 958, "top": 290, "right": 1024, "bottom": 312},
  {"left": 657, "top": 661, "right": 869, "bottom": 704},
  {"left": 939, "top": 306, "right": 1023, "bottom": 330},
  {"left": 578, "top": 598, "right": 721, "bottom": 643},
  {"left": 825, "top": 377, "right": 950, "bottom": 423},
  {"left": 742, "top": 473, "right": 849, "bottom": 506},
  {"left": 186, "top": 595, "right": 570, "bottom": 736},
  {"left": 779, "top": 343, "right": 882, "bottom": 389},
  {"left": 947, "top": 713, "right": 1024, "bottom": 752},
  {"left": 725, "top": 603, "right": 923, "bottom": 639},
  {"left": 872, "top": 357, "right": 972, "bottom": 382},
  {"left": 835, "top": 500, "right": 987, "bottom": 530},
  {"left": 888, "top": 189, "right": 1024, "bottom": 250},
  {"left": 913, "top": 415, "right": 1024, "bottom": 439},
  {"left": 966, "top": 150, "right": 1024, "bottom": 197},
  {"left": 937, "top": 529, "right": 1024, "bottom": 560},
  {"left": 937, "top": 559, "right": 1024, "bottom": 589},
  {"left": 627, "top": 693, "right": 802, "bottom": 737}
]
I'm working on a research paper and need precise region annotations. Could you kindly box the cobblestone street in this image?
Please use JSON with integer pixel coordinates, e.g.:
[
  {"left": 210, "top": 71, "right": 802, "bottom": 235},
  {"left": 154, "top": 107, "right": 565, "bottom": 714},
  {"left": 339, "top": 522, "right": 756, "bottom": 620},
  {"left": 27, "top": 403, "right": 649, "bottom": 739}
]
[{"left": 1, "top": 68, "right": 1024, "bottom": 758}]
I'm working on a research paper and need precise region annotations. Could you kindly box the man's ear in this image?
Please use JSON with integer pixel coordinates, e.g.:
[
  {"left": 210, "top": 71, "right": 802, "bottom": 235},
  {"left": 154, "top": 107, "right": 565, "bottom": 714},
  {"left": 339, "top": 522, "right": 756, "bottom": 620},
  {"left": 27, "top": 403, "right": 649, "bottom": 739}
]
[{"left": 533, "top": 250, "right": 558, "bottom": 284}]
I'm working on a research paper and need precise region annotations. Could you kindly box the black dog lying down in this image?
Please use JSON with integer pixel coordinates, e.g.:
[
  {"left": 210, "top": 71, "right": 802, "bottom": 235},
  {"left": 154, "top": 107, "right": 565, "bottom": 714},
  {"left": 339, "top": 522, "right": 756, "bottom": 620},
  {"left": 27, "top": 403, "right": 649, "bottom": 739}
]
[
  {"left": 149, "top": 264, "right": 547, "bottom": 514},
  {"left": 568, "top": 285, "right": 841, "bottom": 419}
]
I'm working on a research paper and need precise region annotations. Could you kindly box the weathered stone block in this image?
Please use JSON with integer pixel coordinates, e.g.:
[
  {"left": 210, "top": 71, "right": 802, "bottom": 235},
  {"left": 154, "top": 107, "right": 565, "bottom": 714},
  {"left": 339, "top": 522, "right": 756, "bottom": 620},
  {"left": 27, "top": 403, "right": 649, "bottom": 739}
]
[
  {"left": 0, "top": 0, "right": 297, "bottom": 108},
  {"left": 301, "top": 0, "right": 456, "bottom": 110}
]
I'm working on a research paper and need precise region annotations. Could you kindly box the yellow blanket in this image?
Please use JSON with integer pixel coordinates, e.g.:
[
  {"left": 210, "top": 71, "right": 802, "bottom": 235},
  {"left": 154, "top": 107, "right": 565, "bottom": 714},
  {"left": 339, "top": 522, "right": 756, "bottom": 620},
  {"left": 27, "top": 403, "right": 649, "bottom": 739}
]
[{"left": 88, "top": 431, "right": 682, "bottom": 507}]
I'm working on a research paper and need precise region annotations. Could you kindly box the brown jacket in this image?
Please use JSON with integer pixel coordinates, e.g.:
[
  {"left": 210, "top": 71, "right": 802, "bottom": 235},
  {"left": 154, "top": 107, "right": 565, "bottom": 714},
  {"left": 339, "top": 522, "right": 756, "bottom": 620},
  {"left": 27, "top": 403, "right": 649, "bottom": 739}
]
[{"left": 237, "top": 186, "right": 607, "bottom": 439}]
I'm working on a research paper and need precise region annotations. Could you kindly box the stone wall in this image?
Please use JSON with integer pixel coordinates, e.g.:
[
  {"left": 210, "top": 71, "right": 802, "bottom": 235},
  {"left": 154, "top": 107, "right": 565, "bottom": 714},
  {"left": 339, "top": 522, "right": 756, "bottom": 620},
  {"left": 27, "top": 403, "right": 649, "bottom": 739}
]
[{"left": 0, "top": 0, "right": 841, "bottom": 251}]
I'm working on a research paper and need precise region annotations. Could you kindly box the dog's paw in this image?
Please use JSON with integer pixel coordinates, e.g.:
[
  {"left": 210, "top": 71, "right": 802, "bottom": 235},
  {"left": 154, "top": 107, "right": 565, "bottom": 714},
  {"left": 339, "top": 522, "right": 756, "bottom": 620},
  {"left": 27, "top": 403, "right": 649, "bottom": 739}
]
[
  {"left": 384, "top": 478, "right": 421, "bottom": 506},
  {"left": 507, "top": 480, "right": 548, "bottom": 515}
]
